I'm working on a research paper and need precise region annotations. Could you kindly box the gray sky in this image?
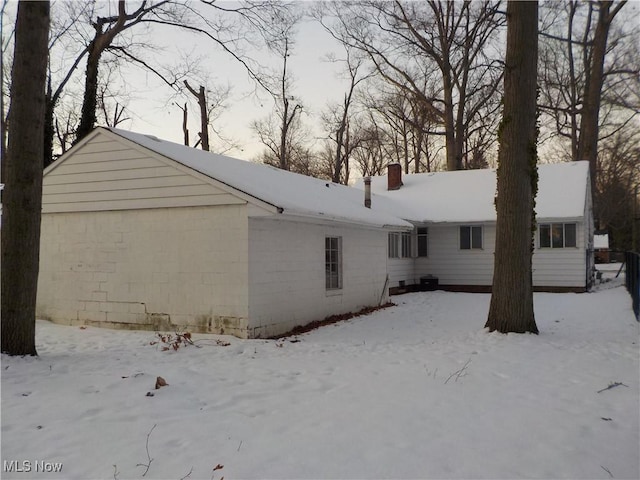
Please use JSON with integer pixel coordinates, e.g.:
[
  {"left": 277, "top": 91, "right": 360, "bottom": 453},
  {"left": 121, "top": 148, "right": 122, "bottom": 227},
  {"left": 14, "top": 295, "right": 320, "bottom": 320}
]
[{"left": 119, "top": 14, "right": 346, "bottom": 161}]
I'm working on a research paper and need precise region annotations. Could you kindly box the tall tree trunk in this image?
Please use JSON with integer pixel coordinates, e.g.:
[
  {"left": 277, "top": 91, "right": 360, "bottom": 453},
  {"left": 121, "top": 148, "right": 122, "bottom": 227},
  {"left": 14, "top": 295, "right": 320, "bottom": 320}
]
[
  {"left": 1, "top": 0, "right": 50, "bottom": 355},
  {"left": 443, "top": 73, "right": 458, "bottom": 171},
  {"left": 75, "top": 47, "right": 102, "bottom": 143},
  {"left": 486, "top": 0, "right": 539, "bottom": 334},
  {"left": 576, "top": 1, "right": 625, "bottom": 195},
  {"left": 44, "top": 80, "right": 55, "bottom": 168},
  {"left": 184, "top": 81, "right": 210, "bottom": 151}
]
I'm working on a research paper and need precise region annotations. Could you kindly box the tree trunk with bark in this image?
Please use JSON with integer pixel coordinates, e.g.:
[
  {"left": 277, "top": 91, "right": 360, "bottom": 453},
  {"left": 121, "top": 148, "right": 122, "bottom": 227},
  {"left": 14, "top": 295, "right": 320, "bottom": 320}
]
[
  {"left": 184, "top": 81, "right": 210, "bottom": 151},
  {"left": 1, "top": 0, "right": 50, "bottom": 355},
  {"left": 576, "top": 0, "right": 626, "bottom": 195},
  {"left": 74, "top": 1, "right": 146, "bottom": 144},
  {"left": 486, "top": 0, "right": 539, "bottom": 334}
]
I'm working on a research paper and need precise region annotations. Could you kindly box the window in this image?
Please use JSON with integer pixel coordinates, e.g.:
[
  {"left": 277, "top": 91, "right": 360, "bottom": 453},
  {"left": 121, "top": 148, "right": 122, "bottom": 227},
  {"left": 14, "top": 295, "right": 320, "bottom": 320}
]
[
  {"left": 401, "top": 232, "right": 412, "bottom": 258},
  {"left": 417, "top": 227, "right": 428, "bottom": 257},
  {"left": 325, "top": 237, "right": 342, "bottom": 290},
  {"left": 539, "top": 223, "right": 577, "bottom": 248},
  {"left": 460, "top": 226, "right": 483, "bottom": 250},
  {"left": 388, "top": 232, "right": 400, "bottom": 258}
]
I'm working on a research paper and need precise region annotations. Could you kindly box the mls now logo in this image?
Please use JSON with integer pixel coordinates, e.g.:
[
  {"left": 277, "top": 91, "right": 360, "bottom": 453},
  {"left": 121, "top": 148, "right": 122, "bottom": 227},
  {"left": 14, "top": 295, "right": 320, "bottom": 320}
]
[{"left": 3, "top": 460, "right": 63, "bottom": 473}]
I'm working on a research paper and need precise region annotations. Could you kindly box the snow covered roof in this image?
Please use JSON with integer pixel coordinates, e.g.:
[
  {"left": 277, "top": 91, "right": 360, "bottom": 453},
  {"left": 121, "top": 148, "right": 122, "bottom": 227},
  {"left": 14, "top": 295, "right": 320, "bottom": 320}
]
[
  {"left": 358, "top": 161, "right": 590, "bottom": 224},
  {"left": 105, "top": 128, "right": 412, "bottom": 230}
]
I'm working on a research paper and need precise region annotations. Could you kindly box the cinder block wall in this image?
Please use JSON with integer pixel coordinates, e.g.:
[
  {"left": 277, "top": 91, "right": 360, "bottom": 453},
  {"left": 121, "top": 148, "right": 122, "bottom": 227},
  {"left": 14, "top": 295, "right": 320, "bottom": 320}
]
[
  {"left": 247, "top": 217, "right": 390, "bottom": 338},
  {"left": 37, "top": 205, "right": 250, "bottom": 336}
]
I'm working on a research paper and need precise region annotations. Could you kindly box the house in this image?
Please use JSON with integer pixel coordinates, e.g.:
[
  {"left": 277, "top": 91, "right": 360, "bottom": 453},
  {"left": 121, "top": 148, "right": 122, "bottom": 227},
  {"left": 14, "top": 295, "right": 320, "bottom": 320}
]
[
  {"left": 358, "top": 162, "right": 594, "bottom": 293},
  {"left": 36, "top": 127, "right": 412, "bottom": 339}
]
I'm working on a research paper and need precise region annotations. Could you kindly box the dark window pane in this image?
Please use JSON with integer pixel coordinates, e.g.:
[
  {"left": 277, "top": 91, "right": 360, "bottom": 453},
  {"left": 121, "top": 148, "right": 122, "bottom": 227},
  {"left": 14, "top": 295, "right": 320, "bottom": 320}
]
[
  {"left": 417, "top": 227, "right": 428, "bottom": 257},
  {"left": 472, "top": 226, "right": 483, "bottom": 249},
  {"left": 460, "top": 226, "right": 471, "bottom": 249},
  {"left": 565, "top": 223, "right": 576, "bottom": 247},
  {"left": 539, "top": 224, "right": 550, "bottom": 248}
]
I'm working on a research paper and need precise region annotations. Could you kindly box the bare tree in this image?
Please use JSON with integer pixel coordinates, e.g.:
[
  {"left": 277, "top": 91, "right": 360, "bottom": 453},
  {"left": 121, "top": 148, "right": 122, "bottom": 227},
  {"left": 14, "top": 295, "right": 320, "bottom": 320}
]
[
  {"left": 486, "top": 0, "right": 539, "bottom": 334},
  {"left": 0, "top": 0, "right": 14, "bottom": 159},
  {"left": 184, "top": 80, "right": 210, "bottom": 151},
  {"left": 322, "top": 0, "right": 504, "bottom": 171},
  {"left": 577, "top": 0, "right": 627, "bottom": 193},
  {"left": 319, "top": 46, "right": 373, "bottom": 184},
  {"left": 44, "top": 0, "right": 286, "bottom": 160},
  {"left": 74, "top": 0, "right": 176, "bottom": 143},
  {"left": 538, "top": 1, "right": 635, "bottom": 177},
  {"left": 252, "top": 7, "right": 304, "bottom": 171},
  {"left": 594, "top": 125, "right": 640, "bottom": 251},
  {"left": 1, "top": 0, "right": 50, "bottom": 355}
]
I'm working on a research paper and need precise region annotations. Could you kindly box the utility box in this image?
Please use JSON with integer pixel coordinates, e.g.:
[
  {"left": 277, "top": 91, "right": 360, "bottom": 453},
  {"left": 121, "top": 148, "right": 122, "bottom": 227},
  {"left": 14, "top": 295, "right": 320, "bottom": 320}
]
[{"left": 420, "top": 275, "right": 439, "bottom": 291}]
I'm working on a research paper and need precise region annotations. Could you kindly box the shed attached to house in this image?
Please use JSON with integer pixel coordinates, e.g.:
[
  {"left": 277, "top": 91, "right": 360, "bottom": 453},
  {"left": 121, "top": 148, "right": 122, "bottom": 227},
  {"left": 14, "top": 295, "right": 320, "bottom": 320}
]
[
  {"left": 358, "top": 161, "right": 594, "bottom": 292},
  {"left": 37, "top": 127, "right": 411, "bottom": 338}
]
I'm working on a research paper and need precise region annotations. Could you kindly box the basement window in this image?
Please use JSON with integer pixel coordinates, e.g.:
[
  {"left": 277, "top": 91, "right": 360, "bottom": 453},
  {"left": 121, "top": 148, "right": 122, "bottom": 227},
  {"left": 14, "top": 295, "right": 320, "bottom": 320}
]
[
  {"left": 460, "top": 225, "right": 483, "bottom": 250},
  {"left": 539, "top": 223, "right": 577, "bottom": 248},
  {"left": 325, "top": 236, "right": 342, "bottom": 290}
]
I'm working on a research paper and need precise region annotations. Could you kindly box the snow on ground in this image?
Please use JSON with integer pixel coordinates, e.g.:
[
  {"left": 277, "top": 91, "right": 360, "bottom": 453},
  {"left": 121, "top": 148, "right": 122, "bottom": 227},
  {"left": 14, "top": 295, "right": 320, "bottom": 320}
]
[{"left": 2, "top": 286, "right": 638, "bottom": 480}]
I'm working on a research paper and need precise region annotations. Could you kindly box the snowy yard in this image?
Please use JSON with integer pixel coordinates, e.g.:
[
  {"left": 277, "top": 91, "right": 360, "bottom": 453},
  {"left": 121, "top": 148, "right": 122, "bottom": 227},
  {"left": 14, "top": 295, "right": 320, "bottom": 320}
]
[{"left": 2, "top": 285, "right": 638, "bottom": 479}]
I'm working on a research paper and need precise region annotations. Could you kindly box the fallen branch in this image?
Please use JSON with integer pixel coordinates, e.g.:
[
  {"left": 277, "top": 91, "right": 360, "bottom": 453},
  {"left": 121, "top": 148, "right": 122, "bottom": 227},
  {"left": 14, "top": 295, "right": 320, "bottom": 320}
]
[
  {"left": 180, "top": 467, "right": 193, "bottom": 480},
  {"left": 597, "top": 382, "right": 629, "bottom": 393},
  {"left": 137, "top": 424, "right": 157, "bottom": 477},
  {"left": 601, "top": 465, "right": 613, "bottom": 478},
  {"left": 445, "top": 359, "right": 472, "bottom": 384}
]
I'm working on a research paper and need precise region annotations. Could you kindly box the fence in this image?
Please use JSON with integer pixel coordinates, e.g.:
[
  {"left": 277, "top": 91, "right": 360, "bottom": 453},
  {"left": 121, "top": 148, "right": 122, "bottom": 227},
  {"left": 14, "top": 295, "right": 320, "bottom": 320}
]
[{"left": 625, "top": 251, "right": 639, "bottom": 321}]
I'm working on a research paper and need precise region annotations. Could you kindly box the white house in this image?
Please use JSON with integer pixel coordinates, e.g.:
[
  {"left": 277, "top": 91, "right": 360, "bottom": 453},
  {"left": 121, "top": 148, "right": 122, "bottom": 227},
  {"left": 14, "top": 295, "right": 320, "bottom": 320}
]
[
  {"left": 36, "top": 127, "right": 412, "bottom": 338},
  {"left": 359, "top": 162, "right": 594, "bottom": 293}
]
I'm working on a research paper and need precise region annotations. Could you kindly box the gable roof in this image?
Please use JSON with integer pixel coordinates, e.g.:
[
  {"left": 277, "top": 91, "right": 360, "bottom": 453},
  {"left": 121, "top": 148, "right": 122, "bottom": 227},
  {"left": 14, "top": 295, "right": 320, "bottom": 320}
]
[
  {"left": 358, "top": 161, "right": 590, "bottom": 224},
  {"left": 91, "top": 128, "right": 412, "bottom": 230}
]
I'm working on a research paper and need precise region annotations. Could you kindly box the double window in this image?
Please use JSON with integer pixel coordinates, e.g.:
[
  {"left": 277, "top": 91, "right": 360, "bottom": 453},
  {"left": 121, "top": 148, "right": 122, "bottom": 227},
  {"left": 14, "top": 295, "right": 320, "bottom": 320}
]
[
  {"left": 389, "top": 230, "right": 424, "bottom": 258},
  {"left": 460, "top": 225, "right": 483, "bottom": 250},
  {"left": 539, "top": 223, "right": 577, "bottom": 248},
  {"left": 325, "top": 237, "right": 342, "bottom": 290}
]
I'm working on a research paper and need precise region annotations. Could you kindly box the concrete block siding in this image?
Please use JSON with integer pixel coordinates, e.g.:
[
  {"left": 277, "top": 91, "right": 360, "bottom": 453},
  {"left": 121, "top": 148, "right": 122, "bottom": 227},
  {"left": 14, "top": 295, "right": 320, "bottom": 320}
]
[
  {"left": 37, "top": 205, "right": 250, "bottom": 336},
  {"left": 248, "top": 216, "right": 390, "bottom": 338}
]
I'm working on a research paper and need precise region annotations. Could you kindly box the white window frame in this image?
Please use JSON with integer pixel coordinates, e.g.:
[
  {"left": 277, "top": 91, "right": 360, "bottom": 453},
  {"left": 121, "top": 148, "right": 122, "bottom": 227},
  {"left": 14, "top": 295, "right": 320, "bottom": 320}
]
[
  {"left": 325, "top": 236, "right": 342, "bottom": 290},
  {"left": 460, "top": 225, "right": 483, "bottom": 250},
  {"left": 539, "top": 223, "right": 577, "bottom": 249}
]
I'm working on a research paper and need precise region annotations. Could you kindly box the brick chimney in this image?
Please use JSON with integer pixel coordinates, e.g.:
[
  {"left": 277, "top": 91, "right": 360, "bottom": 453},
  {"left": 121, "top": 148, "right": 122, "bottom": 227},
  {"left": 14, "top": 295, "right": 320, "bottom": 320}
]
[
  {"left": 387, "top": 163, "right": 403, "bottom": 190},
  {"left": 364, "top": 177, "right": 371, "bottom": 208}
]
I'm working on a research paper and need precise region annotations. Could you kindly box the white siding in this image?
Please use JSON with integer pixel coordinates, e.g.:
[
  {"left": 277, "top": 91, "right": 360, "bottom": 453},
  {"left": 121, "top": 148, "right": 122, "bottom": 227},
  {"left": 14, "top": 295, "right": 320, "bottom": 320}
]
[
  {"left": 411, "top": 223, "right": 587, "bottom": 289},
  {"left": 415, "top": 225, "right": 496, "bottom": 287},
  {"left": 532, "top": 221, "right": 587, "bottom": 288},
  {"left": 387, "top": 258, "right": 416, "bottom": 287},
  {"left": 247, "top": 217, "right": 389, "bottom": 338},
  {"left": 37, "top": 205, "right": 251, "bottom": 337},
  {"left": 43, "top": 132, "right": 243, "bottom": 213}
]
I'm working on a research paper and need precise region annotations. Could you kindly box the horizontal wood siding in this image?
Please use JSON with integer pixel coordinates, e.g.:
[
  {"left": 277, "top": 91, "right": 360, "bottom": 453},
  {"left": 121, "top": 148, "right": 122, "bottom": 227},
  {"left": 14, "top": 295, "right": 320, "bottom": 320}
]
[
  {"left": 387, "top": 258, "right": 415, "bottom": 287},
  {"left": 416, "top": 225, "right": 496, "bottom": 286},
  {"left": 43, "top": 133, "right": 244, "bottom": 213},
  {"left": 414, "top": 223, "right": 587, "bottom": 289},
  {"left": 532, "top": 221, "right": 586, "bottom": 287}
]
